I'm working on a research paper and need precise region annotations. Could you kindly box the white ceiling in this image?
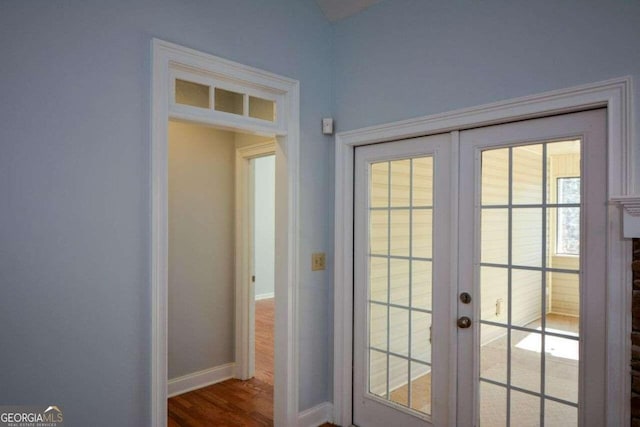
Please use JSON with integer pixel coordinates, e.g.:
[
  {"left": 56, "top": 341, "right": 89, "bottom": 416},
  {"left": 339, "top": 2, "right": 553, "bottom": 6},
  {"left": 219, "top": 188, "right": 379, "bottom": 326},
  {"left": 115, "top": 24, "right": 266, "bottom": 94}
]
[{"left": 315, "top": 0, "right": 382, "bottom": 22}]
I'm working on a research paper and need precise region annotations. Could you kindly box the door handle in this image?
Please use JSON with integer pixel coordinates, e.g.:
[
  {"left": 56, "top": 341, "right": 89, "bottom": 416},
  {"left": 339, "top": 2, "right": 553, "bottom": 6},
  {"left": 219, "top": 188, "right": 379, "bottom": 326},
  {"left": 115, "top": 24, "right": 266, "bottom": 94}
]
[
  {"left": 459, "top": 292, "right": 472, "bottom": 304},
  {"left": 457, "top": 316, "right": 472, "bottom": 329}
]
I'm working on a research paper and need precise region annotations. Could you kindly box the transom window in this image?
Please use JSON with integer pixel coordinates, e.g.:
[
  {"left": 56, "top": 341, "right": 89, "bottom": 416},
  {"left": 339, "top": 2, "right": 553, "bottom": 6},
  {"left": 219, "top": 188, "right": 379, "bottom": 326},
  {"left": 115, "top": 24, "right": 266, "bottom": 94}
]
[{"left": 171, "top": 73, "right": 279, "bottom": 125}]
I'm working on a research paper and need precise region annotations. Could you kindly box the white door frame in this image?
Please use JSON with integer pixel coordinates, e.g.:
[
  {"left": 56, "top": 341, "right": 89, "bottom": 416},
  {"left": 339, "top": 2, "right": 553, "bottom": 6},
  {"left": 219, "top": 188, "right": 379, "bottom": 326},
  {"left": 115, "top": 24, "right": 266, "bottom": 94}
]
[
  {"left": 152, "top": 39, "right": 300, "bottom": 427},
  {"left": 235, "top": 141, "right": 276, "bottom": 380},
  {"left": 333, "top": 76, "right": 634, "bottom": 426}
]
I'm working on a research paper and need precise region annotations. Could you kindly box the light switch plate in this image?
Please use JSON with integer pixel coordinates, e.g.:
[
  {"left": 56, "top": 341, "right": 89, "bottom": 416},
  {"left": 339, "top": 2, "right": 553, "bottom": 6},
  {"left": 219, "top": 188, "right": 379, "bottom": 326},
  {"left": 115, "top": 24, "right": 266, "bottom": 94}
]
[{"left": 312, "top": 252, "right": 326, "bottom": 271}]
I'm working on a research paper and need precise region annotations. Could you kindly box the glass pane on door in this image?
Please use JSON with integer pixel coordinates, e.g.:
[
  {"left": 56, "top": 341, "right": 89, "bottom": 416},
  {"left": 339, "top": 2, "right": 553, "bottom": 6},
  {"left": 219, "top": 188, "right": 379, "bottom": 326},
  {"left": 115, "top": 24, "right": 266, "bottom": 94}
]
[
  {"left": 478, "top": 140, "right": 581, "bottom": 426},
  {"left": 368, "top": 156, "right": 434, "bottom": 417}
]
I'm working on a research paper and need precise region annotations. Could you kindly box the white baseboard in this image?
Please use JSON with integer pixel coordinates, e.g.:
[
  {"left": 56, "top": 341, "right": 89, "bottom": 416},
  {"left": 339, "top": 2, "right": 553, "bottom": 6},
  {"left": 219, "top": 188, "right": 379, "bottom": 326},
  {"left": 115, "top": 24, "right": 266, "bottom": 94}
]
[
  {"left": 298, "top": 402, "right": 333, "bottom": 427},
  {"left": 168, "top": 363, "right": 235, "bottom": 397},
  {"left": 255, "top": 292, "right": 274, "bottom": 301}
]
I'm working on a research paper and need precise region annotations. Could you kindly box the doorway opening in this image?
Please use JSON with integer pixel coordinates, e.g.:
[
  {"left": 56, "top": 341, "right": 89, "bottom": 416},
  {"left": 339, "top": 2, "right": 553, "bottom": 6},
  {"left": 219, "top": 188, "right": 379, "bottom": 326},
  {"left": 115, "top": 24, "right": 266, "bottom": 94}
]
[
  {"left": 151, "top": 39, "right": 301, "bottom": 427},
  {"left": 166, "top": 120, "right": 276, "bottom": 424},
  {"left": 252, "top": 154, "right": 276, "bottom": 386}
]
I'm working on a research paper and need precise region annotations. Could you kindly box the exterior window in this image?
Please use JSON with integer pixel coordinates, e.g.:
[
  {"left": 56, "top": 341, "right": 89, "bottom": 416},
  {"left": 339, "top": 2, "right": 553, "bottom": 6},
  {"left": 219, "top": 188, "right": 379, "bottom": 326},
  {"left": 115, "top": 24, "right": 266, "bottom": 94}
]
[{"left": 556, "top": 177, "right": 580, "bottom": 255}]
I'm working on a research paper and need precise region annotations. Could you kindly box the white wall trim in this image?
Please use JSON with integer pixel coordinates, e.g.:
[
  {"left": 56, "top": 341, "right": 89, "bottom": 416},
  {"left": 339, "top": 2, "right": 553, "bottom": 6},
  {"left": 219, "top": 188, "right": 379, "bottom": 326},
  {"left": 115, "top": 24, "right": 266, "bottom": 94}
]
[
  {"left": 152, "top": 38, "right": 300, "bottom": 427},
  {"left": 298, "top": 402, "right": 333, "bottom": 427},
  {"left": 333, "top": 76, "right": 634, "bottom": 426},
  {"left": 611, "top": 196, "right": 640, "bottom": 238},
  {"left": 256, "top": 292, "right": 275, "bottom": 301},
  {"left": 168, "top": 363, "right": 235, "bottom": 398},
  {"left": 235, "top": 141, "right": 276, "bottom": 381}
]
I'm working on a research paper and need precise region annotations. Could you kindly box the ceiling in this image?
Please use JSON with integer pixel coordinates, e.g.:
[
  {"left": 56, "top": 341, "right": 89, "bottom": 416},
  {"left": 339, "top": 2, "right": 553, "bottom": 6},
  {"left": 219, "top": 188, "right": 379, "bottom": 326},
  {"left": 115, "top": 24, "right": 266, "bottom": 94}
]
[{"left": 315, "top": 0, "right": 382, "bottom": 22}]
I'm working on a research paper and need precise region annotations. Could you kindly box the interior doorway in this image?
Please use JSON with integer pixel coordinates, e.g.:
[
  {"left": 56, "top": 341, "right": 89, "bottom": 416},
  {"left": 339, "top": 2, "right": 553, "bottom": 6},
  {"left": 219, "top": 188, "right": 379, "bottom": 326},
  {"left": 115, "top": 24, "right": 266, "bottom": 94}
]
[
  {"left": 166, "top": 121, "right": 277, "bottom": 424},
  {"left": 252, "top": 154, "right": 277, "bottom": 386},
  {"left": 151, "top": 39, "right": 302, "bottom": 427}
]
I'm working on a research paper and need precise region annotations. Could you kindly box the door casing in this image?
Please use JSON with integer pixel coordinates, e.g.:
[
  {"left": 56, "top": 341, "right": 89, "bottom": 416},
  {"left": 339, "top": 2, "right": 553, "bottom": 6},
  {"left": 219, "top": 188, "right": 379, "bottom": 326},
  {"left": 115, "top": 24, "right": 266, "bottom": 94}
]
[
  {"left": 333, "top": 77, "right": 633, "bottom": 426},
  {"left": 151, "top": 39, "right": 301, "bottom": 427},
  {"left": 235, "top": 141, "right": 276, "bottom": 380}
]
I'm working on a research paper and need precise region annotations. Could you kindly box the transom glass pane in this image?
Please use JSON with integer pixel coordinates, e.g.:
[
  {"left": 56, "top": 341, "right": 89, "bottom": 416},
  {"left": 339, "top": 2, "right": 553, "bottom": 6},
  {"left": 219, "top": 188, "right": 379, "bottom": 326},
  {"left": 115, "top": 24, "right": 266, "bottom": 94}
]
[
  {"left": 175, "top": 79, "right": 210, "bottom": 108},
  {"left": 214, "top": 87, "right": 244, "bottom": 115},
  {"left": 249, "top": 96, "right": 276, "bottom": 121}
]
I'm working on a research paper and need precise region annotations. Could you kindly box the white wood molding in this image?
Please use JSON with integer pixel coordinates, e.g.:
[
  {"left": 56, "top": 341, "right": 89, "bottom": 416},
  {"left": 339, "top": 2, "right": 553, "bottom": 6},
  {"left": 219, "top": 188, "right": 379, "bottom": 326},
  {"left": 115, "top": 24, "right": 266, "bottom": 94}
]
[
  {"left": 151, "top": 38, "right": 170, "bottom": 427},
  {"left": 235, "top": 141, "right": 276, "bottom": 381},
  {"left": 333, "top": 138, "right": 355, "bottom": 426},
  {"left": 297, "top": 402, "right": 334, "bottom": 427},
  {"left": 168, "top": 363, "right": 235, "bottom": 398},
  {"left": 256, "top": 292, "right": 275, "bottom": 301},
  {"left": 280, "top": 79, "right": 301, "bottom": 427},
  {"left": 334, "top": 76, "right": 633, "bottom": 426},
  {"left": 169, "top": 108, "right": 285, "bottom": 137},
  {"left": 611, "top": 196, "right": 640, "bottom": 238},
  {"left": 152, "top": 38, "right": 300, "bottom": 427},
  {"left": 611, "top": 196, "right": 640, "bottom": 216}
]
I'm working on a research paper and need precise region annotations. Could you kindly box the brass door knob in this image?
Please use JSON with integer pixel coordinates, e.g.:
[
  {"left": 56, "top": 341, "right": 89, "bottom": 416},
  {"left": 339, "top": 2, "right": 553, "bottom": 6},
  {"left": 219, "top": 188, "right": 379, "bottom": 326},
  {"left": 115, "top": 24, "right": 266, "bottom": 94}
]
[
  {"left": 459, "top": 292, "right": 472, "bottom": 304},
  {"left": 457, "top": 316, "right": 472, "bottom": 329}
]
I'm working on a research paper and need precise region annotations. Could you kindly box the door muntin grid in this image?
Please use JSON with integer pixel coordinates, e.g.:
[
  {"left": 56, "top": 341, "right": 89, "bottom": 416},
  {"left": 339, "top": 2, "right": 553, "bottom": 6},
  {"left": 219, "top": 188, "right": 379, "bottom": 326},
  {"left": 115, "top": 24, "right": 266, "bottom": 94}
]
[
  {"left": 478, "top": 139, "right": 581, "bottom": 427},
  {"left": 367, "top": 156, "right": 434, "bottom": 417}
]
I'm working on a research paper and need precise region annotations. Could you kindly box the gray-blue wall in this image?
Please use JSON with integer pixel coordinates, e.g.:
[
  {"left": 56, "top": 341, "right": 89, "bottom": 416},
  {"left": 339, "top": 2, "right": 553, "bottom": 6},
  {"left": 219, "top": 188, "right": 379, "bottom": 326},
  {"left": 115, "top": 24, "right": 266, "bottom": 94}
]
[
  {"left": 4, "top": 0, "right": 640, "bottom": 425},
  {"left": 334, "top": 0, "right": 640, "bottom": 173},
  {"left": 0, "top": 0, "right": 333, "bottom": 425}
]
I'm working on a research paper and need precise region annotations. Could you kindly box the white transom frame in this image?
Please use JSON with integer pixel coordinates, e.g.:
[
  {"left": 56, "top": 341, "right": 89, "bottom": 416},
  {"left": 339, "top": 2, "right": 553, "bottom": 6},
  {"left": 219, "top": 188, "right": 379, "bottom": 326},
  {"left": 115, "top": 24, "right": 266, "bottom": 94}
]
[{"left": 170, "top": 67, "right": 285, "bottom": 128}]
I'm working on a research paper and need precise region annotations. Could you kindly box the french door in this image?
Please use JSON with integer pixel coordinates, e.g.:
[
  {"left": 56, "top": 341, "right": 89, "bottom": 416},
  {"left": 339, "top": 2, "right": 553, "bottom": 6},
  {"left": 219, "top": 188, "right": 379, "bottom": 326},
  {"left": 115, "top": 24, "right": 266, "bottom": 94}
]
[{"left": 353, "top": 109, "right": 607, "bottom": 426}]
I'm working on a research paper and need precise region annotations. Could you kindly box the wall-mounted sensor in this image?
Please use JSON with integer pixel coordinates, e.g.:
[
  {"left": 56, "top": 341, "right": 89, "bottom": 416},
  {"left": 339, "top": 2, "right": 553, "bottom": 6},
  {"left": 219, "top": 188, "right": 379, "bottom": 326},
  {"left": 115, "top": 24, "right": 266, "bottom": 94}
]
[{"left": 322, "top": 118, "right": 334, "bottom": 135}]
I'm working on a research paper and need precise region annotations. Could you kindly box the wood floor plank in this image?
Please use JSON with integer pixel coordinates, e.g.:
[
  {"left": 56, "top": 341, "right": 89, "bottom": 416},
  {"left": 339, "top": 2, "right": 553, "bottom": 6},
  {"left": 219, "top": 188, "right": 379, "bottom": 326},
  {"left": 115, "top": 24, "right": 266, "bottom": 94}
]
[
  {"left": 168, "top": 298, "right": 336, "bottom": 426},
  {"left": 254, "top": 298, "right": 274, "bottom": 385}
]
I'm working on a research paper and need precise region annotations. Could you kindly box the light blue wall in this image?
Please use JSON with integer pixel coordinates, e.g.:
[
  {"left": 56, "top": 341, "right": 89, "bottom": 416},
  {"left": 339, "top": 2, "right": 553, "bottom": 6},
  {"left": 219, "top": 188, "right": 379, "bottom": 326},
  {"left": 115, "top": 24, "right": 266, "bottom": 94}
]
[
  {"left": 334, "top": 0, "right": 640, "bottom": 175},
  {"left": 7, "top": 0, "right": 635, "bottom": 424},
  {"left": 0, "top": 0, "right": 333, "bottom": 424}
]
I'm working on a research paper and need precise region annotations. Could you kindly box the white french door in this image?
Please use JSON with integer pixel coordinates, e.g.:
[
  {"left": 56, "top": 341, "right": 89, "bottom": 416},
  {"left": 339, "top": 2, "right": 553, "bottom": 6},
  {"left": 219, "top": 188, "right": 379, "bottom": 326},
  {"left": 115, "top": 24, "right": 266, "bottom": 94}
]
[
  {"left": 352, "top": 109, "right": 607, "bottom": 426},
  {"left": 353, "top": 134, "right": 454, "bottom": 426}
]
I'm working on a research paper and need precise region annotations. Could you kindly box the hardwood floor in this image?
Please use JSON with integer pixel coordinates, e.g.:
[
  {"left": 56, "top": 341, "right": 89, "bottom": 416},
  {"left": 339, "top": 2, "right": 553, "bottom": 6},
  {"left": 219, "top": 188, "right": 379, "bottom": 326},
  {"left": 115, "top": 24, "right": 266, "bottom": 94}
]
[
  {"left": 168, "top": 298, "right": 336, "bottom": 426},
  {"left": 254, "top": 298, "right": 274, "bottom": 385},
  {"left": 168, "top": 377, "right": 274, "bottom": 426}
]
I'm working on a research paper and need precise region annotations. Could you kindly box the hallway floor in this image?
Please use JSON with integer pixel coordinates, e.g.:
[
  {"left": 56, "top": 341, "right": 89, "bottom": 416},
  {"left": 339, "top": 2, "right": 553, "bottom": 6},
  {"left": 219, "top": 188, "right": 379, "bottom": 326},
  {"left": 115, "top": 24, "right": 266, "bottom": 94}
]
[{"left": 168, "top": 298, "right": 334, "bottom": 426}]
